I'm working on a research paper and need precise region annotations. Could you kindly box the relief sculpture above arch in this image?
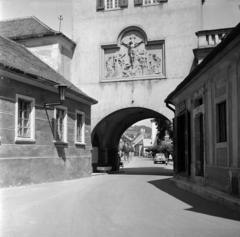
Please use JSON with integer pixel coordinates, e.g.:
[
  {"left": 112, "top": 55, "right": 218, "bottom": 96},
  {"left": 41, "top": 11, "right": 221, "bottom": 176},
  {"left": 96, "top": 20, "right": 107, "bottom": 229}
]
[{"left": 102, "top": 30, "right": 165, "bottom": 81}]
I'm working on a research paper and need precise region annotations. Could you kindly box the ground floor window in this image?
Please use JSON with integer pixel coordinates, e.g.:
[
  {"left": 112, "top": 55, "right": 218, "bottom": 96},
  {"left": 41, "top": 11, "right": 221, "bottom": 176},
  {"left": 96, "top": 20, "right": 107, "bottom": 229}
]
[
  {"left": 216, "top": 101, "right": 227, "bottom": 143},
  {"left": 75, "top": 111, "right": 85, "bottom": 144},
  {"left": 15, "top": 94, "right": 35, "bottom": 142},
  {"left": 54, "top": 107, "right": 67, "bottom": 143}
]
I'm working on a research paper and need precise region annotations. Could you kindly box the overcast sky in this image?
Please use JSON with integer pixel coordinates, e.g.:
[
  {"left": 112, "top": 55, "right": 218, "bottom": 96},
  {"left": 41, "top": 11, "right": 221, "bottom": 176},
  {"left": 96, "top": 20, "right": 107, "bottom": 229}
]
[{"left": 0, "top": 0, "right": 72, "bottom": 37}]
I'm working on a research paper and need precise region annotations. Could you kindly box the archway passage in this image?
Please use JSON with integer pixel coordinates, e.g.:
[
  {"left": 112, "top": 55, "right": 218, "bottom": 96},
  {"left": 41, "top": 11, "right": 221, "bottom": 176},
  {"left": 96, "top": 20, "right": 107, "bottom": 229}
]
[{"left": 91, "top": 107, "right": 170, "bottom": 171}]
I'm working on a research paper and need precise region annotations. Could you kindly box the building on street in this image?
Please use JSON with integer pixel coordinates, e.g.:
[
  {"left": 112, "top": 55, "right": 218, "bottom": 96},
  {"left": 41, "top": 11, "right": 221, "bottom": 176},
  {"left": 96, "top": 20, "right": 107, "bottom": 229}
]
[
  {"left": 165, "top": 23, "right": 240, "bottom": 197},
  {"left": 0, "top": 17, "right": 97, "bottom": 187}
]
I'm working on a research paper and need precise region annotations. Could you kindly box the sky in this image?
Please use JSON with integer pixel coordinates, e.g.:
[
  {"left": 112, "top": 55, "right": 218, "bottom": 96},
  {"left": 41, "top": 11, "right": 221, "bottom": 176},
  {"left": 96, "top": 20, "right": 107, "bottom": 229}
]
[{"left": 0, "top": 0, "right": 73, "bottom": 38}]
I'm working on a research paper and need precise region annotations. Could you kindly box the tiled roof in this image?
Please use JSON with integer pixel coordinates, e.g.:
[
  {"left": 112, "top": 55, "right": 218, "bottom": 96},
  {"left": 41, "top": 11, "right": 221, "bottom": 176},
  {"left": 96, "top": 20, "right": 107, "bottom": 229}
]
[
  {"left": 0, "top": 16, "right": 76, "bottom": 47},
  {"left": 0, "top": 16, "right": 56, "bottom": 39},
  {"left": 0, "top": 35, "right": 97, "bottom": 104}
]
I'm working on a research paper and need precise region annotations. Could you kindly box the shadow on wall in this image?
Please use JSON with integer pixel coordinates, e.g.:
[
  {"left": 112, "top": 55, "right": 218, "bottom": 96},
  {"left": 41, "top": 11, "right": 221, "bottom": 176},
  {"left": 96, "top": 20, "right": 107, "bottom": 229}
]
[
  {"left": 56, "top": 146, "right": 66, "bottom": 161},
  {"left": 148, "top": 178, "right": 240, "bottom": 221}
]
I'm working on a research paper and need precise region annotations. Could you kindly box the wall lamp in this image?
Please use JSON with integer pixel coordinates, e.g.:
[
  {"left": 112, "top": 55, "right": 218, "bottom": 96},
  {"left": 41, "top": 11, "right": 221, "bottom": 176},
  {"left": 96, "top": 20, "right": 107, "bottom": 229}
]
[{"left": 44, "top": 84, "right": 67, "bottom": 108}]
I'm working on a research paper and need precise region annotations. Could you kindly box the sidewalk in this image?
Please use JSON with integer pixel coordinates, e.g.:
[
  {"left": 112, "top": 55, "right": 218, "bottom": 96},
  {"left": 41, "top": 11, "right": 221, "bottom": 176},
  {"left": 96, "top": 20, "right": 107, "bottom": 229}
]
[{"left": 174, "top": 178, "right": 240, "bottom": 213}]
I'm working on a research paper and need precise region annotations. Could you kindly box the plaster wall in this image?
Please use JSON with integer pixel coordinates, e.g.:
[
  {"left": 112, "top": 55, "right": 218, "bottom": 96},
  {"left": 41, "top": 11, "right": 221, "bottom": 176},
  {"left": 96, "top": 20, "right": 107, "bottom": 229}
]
[
  {"left": 172, "top": 35, "right": 240, "bottom": 194},
  {"left": 72, "top": 0, "right": 203, "bottom": 128},
  {"left": 202, "top": 0, "right": 240, "bottom": 29},
  {"left": 0, "top": 76, "right": 92, "bottom": 186},
  {"left": 29, "top": 44, "right": 60, "bottom": 72}
]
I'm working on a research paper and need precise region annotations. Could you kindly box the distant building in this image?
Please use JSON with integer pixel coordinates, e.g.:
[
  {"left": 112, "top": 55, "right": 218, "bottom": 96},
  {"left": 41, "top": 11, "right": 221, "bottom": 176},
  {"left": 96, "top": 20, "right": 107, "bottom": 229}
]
[
  {"left": 165, "top": 23, "right": 240, "bottom": 196},
  {"left": 132, "top": 128, "right": 153, "bottom": 156},
  {"left": 0, "top": 17, "right": 97, "bottom": 187}
]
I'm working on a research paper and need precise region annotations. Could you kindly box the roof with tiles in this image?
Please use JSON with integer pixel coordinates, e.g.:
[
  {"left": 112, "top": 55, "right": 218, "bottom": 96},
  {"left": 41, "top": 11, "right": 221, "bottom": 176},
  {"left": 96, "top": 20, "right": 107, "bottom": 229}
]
[
  {"left": 0, "top": 35, "right": 96, "bottom": 104},
  {"left": 0, "top": 16, "right": 57, "bottom": 39},
  {"left": 0, "top": 16, "right": 76, "bottom": 47}
]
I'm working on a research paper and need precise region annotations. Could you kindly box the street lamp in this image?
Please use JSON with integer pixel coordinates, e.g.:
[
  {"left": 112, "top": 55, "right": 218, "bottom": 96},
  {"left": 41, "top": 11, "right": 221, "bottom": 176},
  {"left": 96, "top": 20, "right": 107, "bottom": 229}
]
[{"left": 44, "top": 84, "right": 67, "bottom": 108}]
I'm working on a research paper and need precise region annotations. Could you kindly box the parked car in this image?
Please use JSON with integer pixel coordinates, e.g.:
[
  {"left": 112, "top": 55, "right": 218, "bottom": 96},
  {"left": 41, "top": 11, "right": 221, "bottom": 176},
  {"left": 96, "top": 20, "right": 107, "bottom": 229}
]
[{"left": 153, "top": 153, "right": 167, "bottom": 164}]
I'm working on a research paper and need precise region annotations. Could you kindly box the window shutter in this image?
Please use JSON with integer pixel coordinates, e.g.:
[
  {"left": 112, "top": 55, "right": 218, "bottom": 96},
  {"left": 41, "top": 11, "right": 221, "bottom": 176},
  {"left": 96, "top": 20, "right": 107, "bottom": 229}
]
[
  {"left": 120, "top": 0, "right": 128, "bottom": 8},
  {"left": 96, "top": 0, "right": 105, "bottom": 11},
  {"left": 134, "top": 0, "right": 143, "bottom": 6}
]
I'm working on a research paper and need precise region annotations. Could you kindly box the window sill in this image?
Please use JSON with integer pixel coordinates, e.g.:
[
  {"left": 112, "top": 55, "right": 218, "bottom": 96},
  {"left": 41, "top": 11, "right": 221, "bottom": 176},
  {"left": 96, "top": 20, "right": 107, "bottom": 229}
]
[
  {"left": 215, "top": 142, "right": 227, "bottom": 148},
  {"left": 98, "top": 7, "right": 123, "bottom": 12},
  {"left": 75, "top": 142, "right": 86, "bottom": 147},
  {"left": 15, "top": 138, "right": 36, "bottom": 144},
  {"left": 54, "top": 141, "right": 68, "bottom": 147}
]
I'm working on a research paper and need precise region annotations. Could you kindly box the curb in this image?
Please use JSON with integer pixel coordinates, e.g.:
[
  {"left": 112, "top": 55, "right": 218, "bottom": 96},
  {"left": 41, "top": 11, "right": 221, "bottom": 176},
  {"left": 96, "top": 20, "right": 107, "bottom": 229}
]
[{"left": 173, "top": 179, "right": 240, "bottom": 213}]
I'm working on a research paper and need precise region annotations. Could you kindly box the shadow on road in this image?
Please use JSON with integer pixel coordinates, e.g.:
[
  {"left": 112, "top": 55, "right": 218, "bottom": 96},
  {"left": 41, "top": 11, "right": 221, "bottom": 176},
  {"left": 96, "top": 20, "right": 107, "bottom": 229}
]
[
  {"left": 149, "top": 178, "right": 240, "bottom": 221},
  {"left": 112, "top": 166, "right": 173, "bottom": 176}
]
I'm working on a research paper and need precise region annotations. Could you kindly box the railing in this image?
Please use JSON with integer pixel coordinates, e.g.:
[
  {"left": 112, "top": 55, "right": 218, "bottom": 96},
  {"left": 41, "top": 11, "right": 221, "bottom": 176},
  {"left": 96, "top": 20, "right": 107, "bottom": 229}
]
[{"left": 196, "top": 28, "right": 233, "bottom": 48}]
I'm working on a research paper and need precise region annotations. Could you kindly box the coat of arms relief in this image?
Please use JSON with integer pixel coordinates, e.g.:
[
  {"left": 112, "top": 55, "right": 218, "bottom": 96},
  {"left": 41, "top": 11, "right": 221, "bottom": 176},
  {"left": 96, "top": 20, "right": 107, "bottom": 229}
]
[{"left": 103, "top": 31, "right": 164, "bottom": 80}]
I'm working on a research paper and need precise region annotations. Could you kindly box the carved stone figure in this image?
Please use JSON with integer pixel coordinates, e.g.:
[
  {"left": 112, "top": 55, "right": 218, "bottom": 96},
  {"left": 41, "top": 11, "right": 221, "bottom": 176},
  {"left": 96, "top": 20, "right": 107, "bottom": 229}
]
[{"left": 104, "top": 32, "right": 163, "bottom": 80}]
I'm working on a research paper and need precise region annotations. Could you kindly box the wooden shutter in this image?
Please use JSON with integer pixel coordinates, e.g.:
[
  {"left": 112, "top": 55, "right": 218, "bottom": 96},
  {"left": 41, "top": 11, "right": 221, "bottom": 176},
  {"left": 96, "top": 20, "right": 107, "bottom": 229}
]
[
  {"left": 134, "top": 0, "right": 143, "bottom": 6},
  {"left": 120, "top": 0, "right": 128, "bottom": 8},
  {"left": 96, "top": 0, "right": 105, "bottom": 11}
]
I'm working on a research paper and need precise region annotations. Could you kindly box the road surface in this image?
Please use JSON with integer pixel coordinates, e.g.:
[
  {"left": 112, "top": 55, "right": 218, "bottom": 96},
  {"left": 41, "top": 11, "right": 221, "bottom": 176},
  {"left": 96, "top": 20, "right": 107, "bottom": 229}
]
[{"left": 1, "top": 156, "right": 239, "bottom": 237}]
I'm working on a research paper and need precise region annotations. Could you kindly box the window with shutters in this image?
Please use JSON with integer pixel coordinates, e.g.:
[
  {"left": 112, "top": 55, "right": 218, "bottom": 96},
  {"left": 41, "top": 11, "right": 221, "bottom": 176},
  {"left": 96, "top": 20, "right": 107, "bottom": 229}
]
[
  {"left": 54, "top": 106, "right": 68, "bottom": 143},
  {"left": 15, "top": 94, "right": 35, "bottom": 143},
  {"left": 97, "top": 0, "right": 128, "bottom": 11},
  {"left": 106, "top": 0, "right": 119, "bottom": 9},
  {"left": 75, "top": 110, "right": 85, "bottom": 144},
  {"left": 143, "top": 0, "right": 159, "bottom": 5},
  {"left": 134, "top": 0, "right": 167, "bottom": 7}
]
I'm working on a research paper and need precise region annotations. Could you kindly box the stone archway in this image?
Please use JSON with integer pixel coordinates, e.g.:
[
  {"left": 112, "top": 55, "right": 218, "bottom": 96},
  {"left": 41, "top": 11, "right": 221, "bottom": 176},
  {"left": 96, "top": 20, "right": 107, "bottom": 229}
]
[{"left": 91, "top": 107, "right": 169, "bottom": 171}]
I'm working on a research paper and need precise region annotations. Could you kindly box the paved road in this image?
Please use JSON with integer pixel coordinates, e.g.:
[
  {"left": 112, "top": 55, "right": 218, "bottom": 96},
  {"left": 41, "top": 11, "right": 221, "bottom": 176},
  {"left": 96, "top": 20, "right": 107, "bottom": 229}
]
[{"left": 1, "top": 157, "right": 240, "bottom": 237}]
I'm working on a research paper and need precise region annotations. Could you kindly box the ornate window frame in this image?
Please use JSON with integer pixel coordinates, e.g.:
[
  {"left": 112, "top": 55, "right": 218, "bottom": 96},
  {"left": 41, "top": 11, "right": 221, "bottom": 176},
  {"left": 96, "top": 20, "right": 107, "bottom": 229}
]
[{"left": 100, "top": 26, "right": 166, "bottom": 82}]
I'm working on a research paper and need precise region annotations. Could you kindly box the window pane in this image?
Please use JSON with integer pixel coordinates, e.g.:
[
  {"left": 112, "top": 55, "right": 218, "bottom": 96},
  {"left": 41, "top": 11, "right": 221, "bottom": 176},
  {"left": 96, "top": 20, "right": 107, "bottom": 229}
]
[
  {"left": 56, "top": 108, "right": 65, "bottom": 142},
  {"left": 17, "top": 99, "right": 31, "bottom": 138},
  {"left": 216, "top": 101, "right": 227, "bottom": 142},
  {"left": 76, "top": 113, "right": 83, "bottom": 142}
]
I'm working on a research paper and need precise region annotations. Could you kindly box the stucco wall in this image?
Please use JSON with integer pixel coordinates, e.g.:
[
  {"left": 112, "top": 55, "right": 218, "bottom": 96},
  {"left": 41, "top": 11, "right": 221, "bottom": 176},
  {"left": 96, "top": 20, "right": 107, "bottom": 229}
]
[
  {"left": 172, "top": 33, "right": 240, "bottom": 194},
  {"left": 72, "top": 0, "right": 203, "bottom": 128},
  {"left": 0, "top": 76, "right": 92, "bottom": 187}
]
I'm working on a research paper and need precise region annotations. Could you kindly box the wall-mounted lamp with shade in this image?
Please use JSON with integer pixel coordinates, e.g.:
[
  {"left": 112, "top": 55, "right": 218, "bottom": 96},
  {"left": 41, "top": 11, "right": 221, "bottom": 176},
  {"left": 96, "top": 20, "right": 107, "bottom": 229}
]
[{"left": 44, "top": 84, "right": 67, "bottom": 108}]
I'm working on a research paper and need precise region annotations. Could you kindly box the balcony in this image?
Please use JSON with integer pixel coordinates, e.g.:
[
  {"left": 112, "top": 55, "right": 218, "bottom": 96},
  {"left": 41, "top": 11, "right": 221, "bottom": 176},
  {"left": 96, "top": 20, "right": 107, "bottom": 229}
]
[{"left": 193, "top": 28, "right": 233, "bottom": 64}]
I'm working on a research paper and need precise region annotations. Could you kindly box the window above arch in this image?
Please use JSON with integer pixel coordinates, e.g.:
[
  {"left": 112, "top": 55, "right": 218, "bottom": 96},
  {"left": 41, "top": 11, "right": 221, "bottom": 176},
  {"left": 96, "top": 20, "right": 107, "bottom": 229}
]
[{"left": 96, "top": 0, "right": 128, "bottom": 11}]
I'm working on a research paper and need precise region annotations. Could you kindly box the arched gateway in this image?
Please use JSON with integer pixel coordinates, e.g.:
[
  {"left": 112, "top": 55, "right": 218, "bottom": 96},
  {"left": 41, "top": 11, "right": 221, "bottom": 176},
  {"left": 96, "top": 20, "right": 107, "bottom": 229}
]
[
  {"left": 72, "top": 2, "right": 204, "bottom": 172},
  {"left": 91, "top": 107, "right": 169, "bottom": 171}
]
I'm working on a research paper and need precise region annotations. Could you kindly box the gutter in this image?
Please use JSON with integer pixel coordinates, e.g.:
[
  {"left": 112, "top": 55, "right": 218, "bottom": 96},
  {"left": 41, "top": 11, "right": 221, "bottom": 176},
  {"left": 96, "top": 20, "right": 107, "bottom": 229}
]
[{"left": 165, "top": 102, "right": 175, "bottom": 113}]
